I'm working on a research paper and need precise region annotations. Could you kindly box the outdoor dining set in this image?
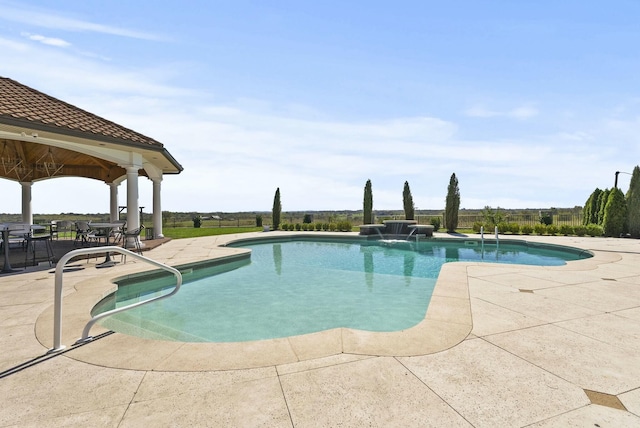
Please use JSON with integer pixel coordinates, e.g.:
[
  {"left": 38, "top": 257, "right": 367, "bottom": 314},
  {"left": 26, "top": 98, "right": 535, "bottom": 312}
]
[{"left": 0, "top": 220, "right": 145, "bottom": 273}]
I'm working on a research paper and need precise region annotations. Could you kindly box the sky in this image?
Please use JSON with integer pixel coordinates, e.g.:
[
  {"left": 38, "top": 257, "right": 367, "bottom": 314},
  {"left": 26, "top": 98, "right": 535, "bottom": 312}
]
[{"left": 1, "top": 0, "right": 639, "bottom": 214}]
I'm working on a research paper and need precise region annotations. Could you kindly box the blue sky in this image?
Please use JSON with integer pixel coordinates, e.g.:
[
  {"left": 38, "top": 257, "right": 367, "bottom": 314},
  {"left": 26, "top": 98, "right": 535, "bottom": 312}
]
[{"left": 1, "top": 1, "right": 639, "bottom": 214}]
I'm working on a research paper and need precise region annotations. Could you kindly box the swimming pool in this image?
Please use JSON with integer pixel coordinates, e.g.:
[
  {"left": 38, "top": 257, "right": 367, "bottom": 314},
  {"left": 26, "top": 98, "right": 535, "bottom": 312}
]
[{"left": 93, "top": 237, "right": 591, "bottom": 343}]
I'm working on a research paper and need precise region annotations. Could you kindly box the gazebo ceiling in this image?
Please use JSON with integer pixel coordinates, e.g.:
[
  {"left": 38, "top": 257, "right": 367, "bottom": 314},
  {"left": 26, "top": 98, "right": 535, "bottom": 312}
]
[
  {"left": 0, "top": 77, "right": 183, "bottom": 184},
  {"left": 0, "top": 138, "right": 133, "bottom": 182}
]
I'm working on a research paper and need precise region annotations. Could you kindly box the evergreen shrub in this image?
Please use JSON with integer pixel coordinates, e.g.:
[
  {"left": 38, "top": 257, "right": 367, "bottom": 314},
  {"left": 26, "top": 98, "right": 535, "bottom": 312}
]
[
  {"left": 272, "top": 188, "right": 282, "bottom": 230},
  {"left": 534, "top": 224, "right": 547, "bottom": 235},
  {"left": 363, "top": 179, "right": 373, "bottom": 225},
  {"left": 539, "top": 214, "right": 553, "bottom": 225},
  {"left": 430, "top": 217, "right": 441, "bottom": 232},
  {"left": 444, "top": 173, "right": 460, "bottom": 232},
  {"left": 627, "top": 166, "right": 640, "bottom": 237},
  {"left": 336, "top": 220, "right": 353, "bottom": 231},
  {"left": 603, "top": 188, "right": 627, "bottom": 237},
  {"left": 559, "top": 225, "right": 574, "bottom": 236},
  {"left": 586, "top": 224, "right": 603, "bottom": 237},
  {"left": 521, "top": 225, "right": 533, "bottom": 235},
  {"left": 574, "top": 225, "right": 587, "bottom": 236}
]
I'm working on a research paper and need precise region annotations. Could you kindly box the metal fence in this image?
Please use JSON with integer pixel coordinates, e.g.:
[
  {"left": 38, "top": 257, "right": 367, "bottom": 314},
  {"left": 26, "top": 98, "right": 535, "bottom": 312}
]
[
  {"left": 388, "top": 213, "right": 584, "bottom": 228},
  {"left": 29, "top": 212, "right": 582, "bottom": 229}
]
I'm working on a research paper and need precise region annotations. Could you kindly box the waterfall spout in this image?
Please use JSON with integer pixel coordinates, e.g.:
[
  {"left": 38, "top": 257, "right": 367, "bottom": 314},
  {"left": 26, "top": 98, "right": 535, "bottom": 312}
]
[{"left": 375, "top": 228, "right": 384, "bottom": 239}]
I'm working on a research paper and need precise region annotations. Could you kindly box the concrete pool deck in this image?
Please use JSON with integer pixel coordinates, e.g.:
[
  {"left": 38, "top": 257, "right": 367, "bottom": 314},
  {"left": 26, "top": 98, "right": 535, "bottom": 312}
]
[{"left": 2, "top": 232, "right": 640, "bottom": 426}]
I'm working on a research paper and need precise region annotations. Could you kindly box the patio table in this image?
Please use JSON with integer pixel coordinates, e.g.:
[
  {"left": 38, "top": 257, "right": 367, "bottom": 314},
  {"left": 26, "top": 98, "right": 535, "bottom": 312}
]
[
  {"left": 90, "top": 222, "right": 123, "bottom": 268},
  {"left": 0, "top": 223, "right": 39, "bottom": 273}
]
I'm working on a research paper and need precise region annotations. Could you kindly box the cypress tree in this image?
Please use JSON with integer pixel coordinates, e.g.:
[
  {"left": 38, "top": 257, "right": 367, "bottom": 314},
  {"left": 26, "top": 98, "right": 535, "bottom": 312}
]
[
  {"left": 626, "top": 166, "right": 640, "bottom": 237},
  {"left": 590, "top": 188, "right": 602, "bottom": 224},
  {"left": 363, "top": 179, "right": 373, "bottom": 224},
  {"left": 583, "top": 193, "right": 592, "bottom": 226},
  {"left": 602, "top": 188, "right": 627, "bottom": 237},
  {"left": 444, "top": 173, "right": 460, "bottom": 232},
  {"left": 597, "top": 188, "right": 610, "bottom": 225},
  {"left": 272, "top": 187, "right": 282, "bottom": 230},
  {"left": 583, "top": 188, "right": 602, "bottom": 225},
  {"left": 402, "top": 181, "right": 415, "bottom": 220}
]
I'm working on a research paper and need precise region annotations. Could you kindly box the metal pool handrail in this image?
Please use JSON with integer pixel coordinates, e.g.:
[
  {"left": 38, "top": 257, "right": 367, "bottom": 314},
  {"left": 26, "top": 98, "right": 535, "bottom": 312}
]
[{"left": 50, "top": 246, "right": 182, "bottom": 353}]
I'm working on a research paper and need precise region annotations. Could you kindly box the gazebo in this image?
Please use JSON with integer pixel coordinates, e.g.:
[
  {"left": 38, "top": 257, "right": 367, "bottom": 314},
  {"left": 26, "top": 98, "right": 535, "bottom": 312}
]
[{"left": 0, "top": 77, "right": 183, "bottom": 239}]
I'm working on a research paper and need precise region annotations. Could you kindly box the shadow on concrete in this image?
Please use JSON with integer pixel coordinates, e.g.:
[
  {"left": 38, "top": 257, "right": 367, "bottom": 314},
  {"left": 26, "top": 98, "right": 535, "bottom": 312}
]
[{"left": 1, "top": 237, "right": 171, "bottom": 274}]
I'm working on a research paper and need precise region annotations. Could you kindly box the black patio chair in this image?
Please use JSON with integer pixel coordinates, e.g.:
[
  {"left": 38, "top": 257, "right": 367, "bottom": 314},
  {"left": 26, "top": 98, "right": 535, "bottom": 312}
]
[
  {"left": 121, "top": 225, "right": 144, "bottom": 263},
  {"left": 24, "top": 228, "right": 54, "bottom": 267},
  {"left": 74, "top": 221, "right": 96, "bottom": 247}
]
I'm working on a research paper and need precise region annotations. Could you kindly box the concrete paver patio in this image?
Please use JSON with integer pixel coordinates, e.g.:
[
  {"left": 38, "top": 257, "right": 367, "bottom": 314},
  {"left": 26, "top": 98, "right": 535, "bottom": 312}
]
[{"left": 1, "top": 232, "right": 640, "bottom": 427}]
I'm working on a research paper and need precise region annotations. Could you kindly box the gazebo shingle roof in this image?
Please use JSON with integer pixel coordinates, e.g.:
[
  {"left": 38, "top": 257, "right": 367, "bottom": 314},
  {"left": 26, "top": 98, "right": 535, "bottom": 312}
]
[{"left": 0, "top": 76, "right": 163, "bottom": 147}]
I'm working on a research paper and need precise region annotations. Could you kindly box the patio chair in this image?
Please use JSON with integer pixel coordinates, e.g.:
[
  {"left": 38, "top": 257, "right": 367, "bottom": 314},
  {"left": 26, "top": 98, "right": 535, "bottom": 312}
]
[
  {"left": 111, "top": 220, "right": 127, "bottom": 245},
  {"left": 53, "top": 220, "right": 74, "bottom": 240},
  {"left": 7, "top": 223, "right": 30, "bottom": 250},
  {"left": 74, "top": 221, "right": 97, "bottom": 247},
  {"left": 49, "top": 220, "right": 58, "bottom": 240},
  {"left": 121, "top": 225, "right": 144, "bottom": 263},
  {"left": 24, "top": 226, "right": 54, "bottom": 267}
]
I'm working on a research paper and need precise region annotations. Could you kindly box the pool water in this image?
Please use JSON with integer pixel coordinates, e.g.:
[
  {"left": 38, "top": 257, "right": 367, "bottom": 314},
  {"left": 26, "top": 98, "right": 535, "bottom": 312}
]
[{"left": 94, "top": 238, "right": 589, "bottom": 343}]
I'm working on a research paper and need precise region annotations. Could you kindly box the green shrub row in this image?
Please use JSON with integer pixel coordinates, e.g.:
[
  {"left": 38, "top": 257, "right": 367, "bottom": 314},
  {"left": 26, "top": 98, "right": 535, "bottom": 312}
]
[
  {"left": 279, "top": 220, "right": 353, "bottom": 232},
  {"left": 472, "top": 222, "right": 603, "bottom": 237}
]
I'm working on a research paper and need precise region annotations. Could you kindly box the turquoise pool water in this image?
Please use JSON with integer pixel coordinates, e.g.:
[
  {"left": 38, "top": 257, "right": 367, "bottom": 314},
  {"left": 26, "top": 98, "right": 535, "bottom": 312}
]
[{"left": 93, "top": 238, "right": 590, "bottom": 343}]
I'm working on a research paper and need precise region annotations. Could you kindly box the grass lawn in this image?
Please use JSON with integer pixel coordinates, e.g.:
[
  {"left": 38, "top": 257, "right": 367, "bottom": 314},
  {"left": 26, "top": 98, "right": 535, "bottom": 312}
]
[{"left": 162, "top": 226, "right": 262, "bottom": 239}]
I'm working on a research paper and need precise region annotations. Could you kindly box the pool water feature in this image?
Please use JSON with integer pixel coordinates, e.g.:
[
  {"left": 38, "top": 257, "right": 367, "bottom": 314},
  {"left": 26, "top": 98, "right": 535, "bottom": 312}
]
[{"left": 93, "top": 238, "right": 590, "bottom": 343}]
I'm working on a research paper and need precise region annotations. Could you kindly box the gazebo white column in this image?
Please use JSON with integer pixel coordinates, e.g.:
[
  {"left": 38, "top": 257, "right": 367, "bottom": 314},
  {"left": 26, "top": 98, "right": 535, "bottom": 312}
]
[
  {"left": 144, "top": 162, "right": 165, "bottom": 240},
  {"left": 152, "top": 177, "right": 164, "bottom": 238},
  {"left": 124, "top": 165, "right": 141, "bottom": 247},
  {"left": 108, "top": 182, "right": 119, "bottom": 222},
  {"left": 20, "top": 181, "right": 33, "bottom": 225}
]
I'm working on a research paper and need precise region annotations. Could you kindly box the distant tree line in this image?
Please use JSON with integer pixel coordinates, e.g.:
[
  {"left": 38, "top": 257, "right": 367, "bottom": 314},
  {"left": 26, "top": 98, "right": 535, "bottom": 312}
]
[{"left": 266, "top": 165, "right": 640, "bottom": 239}]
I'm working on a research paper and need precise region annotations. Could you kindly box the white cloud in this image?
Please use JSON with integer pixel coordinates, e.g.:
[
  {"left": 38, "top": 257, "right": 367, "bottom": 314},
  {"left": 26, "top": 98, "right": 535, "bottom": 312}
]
[
  {"left": 464, "top": 104, "right": 538, "bottom": 119},
  {"left": 464, "top": 106, "right": 498, "bottom": 118},
  {"left": 0, "top": 39, "right": 193, "bottom": 100},
  {"left": 510, "top": 106, "right": 538, "bottom": 119},
  {"left": 1, "top": 2, "right": 165, "bottom": 41},
  {"left": 21, "top": 32, "right": 71, "bottom": 47},
  {"left": 555, "top": 131, "right": 594, "bottom": 142}
]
